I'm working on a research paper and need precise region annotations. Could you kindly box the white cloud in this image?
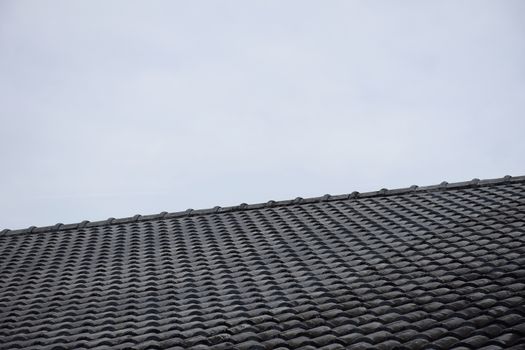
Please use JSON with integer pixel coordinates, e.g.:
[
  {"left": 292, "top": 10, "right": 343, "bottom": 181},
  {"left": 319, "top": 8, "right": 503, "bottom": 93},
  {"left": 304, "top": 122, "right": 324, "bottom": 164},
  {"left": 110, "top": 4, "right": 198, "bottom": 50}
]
[{"left": 1, "top": 0, "right": 524, "bottom": 228}]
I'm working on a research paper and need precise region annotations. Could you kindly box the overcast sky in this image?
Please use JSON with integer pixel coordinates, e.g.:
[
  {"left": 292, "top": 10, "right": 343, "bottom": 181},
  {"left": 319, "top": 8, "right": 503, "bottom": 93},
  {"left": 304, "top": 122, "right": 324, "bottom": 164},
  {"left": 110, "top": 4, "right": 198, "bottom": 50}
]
[{"left": 1, "top": 1, "right": 524, "bottom": 230}]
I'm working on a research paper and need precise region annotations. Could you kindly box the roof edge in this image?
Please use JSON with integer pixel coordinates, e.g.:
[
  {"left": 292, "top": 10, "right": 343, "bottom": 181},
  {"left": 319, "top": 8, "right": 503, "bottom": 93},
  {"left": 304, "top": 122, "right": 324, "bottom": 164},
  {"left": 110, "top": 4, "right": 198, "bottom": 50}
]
[{"left": 2, "top": 174, "right": 524, "bottom": 237}]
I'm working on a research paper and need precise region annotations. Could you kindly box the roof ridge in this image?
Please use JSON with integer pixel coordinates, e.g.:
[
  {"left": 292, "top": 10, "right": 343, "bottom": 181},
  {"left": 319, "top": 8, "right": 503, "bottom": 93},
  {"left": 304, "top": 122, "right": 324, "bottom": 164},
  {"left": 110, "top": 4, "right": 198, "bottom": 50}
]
[{"left": 2, "top": 174, "right": 524, "bottom": 236}]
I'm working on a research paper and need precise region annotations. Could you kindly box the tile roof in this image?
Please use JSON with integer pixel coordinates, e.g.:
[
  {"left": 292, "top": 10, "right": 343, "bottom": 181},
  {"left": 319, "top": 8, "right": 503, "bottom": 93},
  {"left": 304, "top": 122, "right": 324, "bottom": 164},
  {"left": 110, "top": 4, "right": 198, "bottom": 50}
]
[{"left": 1, "top": 175, "right": 525, "bottom": 349}]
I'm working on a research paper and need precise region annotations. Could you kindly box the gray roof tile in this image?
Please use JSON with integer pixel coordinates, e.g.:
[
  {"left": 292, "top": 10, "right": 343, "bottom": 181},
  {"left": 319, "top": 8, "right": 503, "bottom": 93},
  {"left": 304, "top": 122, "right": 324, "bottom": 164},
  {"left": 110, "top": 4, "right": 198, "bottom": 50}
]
[{"left": 1, "top": 175, "right": 525, "bottom": 349}]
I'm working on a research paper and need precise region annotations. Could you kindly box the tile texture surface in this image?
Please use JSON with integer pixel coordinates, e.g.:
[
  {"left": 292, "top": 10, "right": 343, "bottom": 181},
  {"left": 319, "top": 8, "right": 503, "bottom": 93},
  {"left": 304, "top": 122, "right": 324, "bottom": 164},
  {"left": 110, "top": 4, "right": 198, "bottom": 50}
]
[{"left": 1, "top": 176, "right": 525, "bottom": 349}]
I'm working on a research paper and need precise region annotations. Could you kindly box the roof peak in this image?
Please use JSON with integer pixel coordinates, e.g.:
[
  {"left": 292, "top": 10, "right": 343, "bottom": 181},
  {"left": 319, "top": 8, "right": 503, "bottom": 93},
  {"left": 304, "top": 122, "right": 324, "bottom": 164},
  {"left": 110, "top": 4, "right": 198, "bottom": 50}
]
[{"left": 2, "top": 174, "right": 524, "bottom": 236}]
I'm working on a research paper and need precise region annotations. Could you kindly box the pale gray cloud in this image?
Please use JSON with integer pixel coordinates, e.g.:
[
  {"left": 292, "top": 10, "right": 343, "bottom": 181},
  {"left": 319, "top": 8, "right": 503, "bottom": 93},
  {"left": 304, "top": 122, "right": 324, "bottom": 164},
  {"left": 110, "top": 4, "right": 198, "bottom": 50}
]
[{"left": 1, "top": 0, "right": 524, "bottom": 229}]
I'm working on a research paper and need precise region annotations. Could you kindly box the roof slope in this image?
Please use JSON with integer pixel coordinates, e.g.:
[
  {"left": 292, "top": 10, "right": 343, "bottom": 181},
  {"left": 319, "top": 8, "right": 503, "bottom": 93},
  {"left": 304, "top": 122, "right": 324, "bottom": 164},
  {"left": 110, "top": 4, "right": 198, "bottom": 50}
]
[{"left": 1, "top": 176, "right": 525, "bottom": 349}]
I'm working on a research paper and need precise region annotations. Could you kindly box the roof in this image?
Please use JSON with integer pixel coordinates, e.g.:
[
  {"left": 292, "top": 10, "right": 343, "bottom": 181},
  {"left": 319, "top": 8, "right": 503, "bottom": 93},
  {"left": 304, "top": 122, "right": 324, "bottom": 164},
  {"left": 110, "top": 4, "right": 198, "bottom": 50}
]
[{"left": 1, "top": 175, "right": 524, "bottom": 349}]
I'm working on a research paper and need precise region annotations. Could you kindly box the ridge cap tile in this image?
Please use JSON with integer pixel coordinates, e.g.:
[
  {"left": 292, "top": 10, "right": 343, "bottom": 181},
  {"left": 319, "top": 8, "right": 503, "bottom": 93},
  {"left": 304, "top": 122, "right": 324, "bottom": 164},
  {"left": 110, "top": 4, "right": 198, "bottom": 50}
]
[{"left": 1, "top": 174, "right": 524, "bottom": 236}]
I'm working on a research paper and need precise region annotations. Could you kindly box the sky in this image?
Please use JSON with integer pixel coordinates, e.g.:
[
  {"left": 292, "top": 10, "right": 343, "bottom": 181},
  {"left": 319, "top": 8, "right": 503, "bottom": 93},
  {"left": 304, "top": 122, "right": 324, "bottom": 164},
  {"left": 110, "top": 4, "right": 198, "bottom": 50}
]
[{"left": 1, "top": 1, "right": 524, "bottom": 230}]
